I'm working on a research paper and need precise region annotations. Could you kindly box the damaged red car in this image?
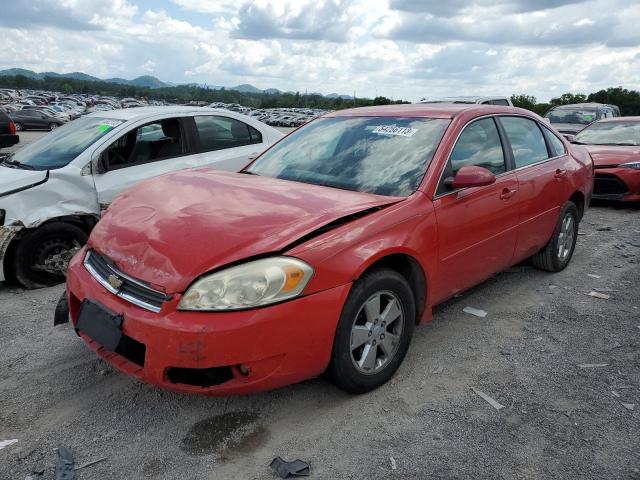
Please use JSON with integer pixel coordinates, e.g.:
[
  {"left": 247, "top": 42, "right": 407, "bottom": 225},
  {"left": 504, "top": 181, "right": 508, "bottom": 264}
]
[
  {"left": 64, "top": 104, "right": 593, "bottom": 395},
  {"left": 572, "top": 117, "right": 640, "bottom": 201}
]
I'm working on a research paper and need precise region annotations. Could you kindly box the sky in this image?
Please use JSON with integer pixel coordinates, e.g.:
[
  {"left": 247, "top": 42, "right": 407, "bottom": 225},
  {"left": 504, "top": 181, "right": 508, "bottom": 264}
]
[{"left": 0, "top": 0, "right": 639, "bottom": 102}]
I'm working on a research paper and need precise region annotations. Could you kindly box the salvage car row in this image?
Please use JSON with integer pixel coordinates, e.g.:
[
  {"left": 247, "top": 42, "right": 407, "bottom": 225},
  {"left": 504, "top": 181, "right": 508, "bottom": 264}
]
[{"left": 1, "top": 101, "right": 638, "bottom": 397}]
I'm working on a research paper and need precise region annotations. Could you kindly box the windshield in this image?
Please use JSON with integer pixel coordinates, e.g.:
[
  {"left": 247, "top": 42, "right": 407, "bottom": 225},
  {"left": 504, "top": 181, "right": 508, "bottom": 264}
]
[
  {"left": 546, "top": 109, "right": 597, "bottom": 125},
  {"left": 575, "top": 121, "right": 640, "bottom": 146},
  {"left": 7, "top": 117, "right": 125, "bottom": 170},
  {"left": 247, "top": 116, "right": 450, "bottom": 197}
]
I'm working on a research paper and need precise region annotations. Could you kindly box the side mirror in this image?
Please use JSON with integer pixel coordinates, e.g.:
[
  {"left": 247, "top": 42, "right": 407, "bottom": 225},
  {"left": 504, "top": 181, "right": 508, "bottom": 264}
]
[
  {"left": 445, "top": 166, "right": 496, "bottom": 189},
  {"left": 563, "top": 134, "right": 576, "bottom": 143}
]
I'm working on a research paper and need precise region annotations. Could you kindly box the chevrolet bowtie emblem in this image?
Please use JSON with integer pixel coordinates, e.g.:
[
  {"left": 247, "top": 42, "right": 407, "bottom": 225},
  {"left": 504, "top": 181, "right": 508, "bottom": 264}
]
[{"left": 107, "top": 274, "right": 123, "bottom": 290}]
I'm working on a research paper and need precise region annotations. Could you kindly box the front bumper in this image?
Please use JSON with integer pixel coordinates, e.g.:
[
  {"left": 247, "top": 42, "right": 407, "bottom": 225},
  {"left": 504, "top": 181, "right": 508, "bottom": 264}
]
[
  {"left": 593, "top": 168, "right": 640, "bottom": 201},
  {"left": 66, "top": 249, "right": 352, "bottom": 395}
]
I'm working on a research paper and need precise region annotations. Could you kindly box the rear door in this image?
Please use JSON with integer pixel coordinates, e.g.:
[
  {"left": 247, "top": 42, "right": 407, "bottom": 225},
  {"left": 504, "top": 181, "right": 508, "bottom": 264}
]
[
  {"left": 190, "top": 115, "right": 266, "bottom": 171},
  {"left": 497, "top": 116, "right": 571, "bottom": 262},
  {"left": 432, "top": 116, "right": 520, "bottom": 302},
  {"left": 93, "top": 116, "right": 200, "bottom": 206}
]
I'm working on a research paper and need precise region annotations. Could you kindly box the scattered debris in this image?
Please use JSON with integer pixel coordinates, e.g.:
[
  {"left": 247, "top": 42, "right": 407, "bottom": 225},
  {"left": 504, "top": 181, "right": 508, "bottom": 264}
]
[
  {"left": 577, "top": 232, "right": 587, "bottom": 236},
  {"left": 463, "top": 307, "right": 487, "bottom": 318},
  {"left": 577, "top": 363, "right": 609, "bottom": 368},
  {"left": 25, "top": 469, "right": 45, "bottom": 480},
  {"left": 470, "top": 387, "right": 504, "bottom": 410},
  {"left": 390, "top": 457, "right": 397, "bottom": 470},
  {"left": 622, "top": 403, "right": 635, "bottom": 411},
  {"left": 586, "top": 274, "right": 601, "bottom": 279},
  {"left": 269, "top": 457, "right": 310, "bottom": 478},
  {"left": 586, "top": 291, "right": 610, "bottom": 299},
  {"left": 55, "top": 447, "right": 75, "bottom": 480},
  {"left": 76, "top": 456, "right": 108, "bottom": 471},
  {"left": 432, "top": 366, "right": 443, "bottom": 374},
  {"left": 612, "top": 391, "right": 621, "bottom": 398},
  {"left": 596, "top": 226, "right": 612, "bottom": 231},
  {"left": 0, "top": 439, "right": 18, "bottom": 450}
]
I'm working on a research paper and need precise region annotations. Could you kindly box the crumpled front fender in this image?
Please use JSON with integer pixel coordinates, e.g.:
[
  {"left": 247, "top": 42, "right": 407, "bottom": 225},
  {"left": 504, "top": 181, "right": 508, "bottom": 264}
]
[{"left": 0, "top": 225, "right": 24, "bottom": 282}]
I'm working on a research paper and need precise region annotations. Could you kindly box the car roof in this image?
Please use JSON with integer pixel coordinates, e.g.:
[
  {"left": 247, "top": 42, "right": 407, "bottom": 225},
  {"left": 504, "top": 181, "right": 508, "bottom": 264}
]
[
  {"left": 597, "top": 116, "right": 640, "bottom": 123},
  {"left": 421, "top": 95, "right": 509, "bottom": 103},
  {"left": 327, "top": 103, "right": 525, "bottom": 119},
  {"left": 549, "top": 103, "right": 610, "bottom": 110},
  {"left": 84, "top": 106, "right": 224, "bottom": 121}
]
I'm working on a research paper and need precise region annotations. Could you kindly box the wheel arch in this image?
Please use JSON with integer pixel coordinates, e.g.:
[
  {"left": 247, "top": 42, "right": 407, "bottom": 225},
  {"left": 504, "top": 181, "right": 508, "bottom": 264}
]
[
  {"left": 3, "top": 214, "right": 98, "bottom": 282},
  {"left": 355, "top": 252, "right": 428, "bottom": 324},
  {"left": 568, "top": 191, "right": 585, "bottom": 220}
]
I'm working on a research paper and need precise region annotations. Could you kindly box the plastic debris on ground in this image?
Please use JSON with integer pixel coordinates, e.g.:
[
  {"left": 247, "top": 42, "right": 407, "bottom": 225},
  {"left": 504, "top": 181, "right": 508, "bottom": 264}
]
[
  {"left": 586, "top": 274, "right": 601, "bottom": 278},
  {"left": 470, "top": 387, "right": 505, "bottom": 410},
  {"left": 577, "top": 363, "right": 609, "bottom": 368},
  {"left": 622, "top": 403, "right": 635, "bottom": 411},
  {"left": 0, "top": 439, "right": 18, "bottom": 450},
  {"left": 269, "top": 457, "right": 310, "bottom": 478},
  {"left": 463, "top": 307, "right": 487, "bottom": 318},
  {"left": 586, "top": 291, "right": 610, "bottom": 299},
  {"left": 390, "top": 457, "right": 397, "bottom": 470},
  {"left": 55, "top": 447, "right": 75, "bottom": 480}
]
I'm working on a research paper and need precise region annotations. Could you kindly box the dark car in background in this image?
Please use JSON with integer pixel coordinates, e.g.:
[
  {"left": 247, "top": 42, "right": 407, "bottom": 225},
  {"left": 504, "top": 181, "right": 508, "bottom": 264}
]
[
  {"left": 545, "top": 103, "right": 620, "bottom": 136},
  {"left": 0, "top": 109, "right": 19, "bottom": 150},
  {"left": 9, "top": 109, "right": 64, "bottom": 131}
]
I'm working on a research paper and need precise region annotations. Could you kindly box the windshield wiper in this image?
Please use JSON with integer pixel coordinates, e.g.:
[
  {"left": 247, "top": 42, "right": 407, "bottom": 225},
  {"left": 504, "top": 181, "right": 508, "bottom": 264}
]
[
  {"left": 2, "top": 158, "right": 35, "bottom": 170},
  {"left": 240, "top": 170, "right": 260, "bottom": 176}
]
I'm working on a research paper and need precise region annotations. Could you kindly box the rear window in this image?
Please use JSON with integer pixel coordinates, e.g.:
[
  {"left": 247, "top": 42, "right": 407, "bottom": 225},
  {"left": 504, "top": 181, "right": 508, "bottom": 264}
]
[
  {"left": 546, "top": 109, "right": 596, "bottom": 125},
  {"left": 248, "top": 116, "right": 450, "bottom": 197},
  {"left": 194, "top": 116, "right": 262, "bottom": 153}
]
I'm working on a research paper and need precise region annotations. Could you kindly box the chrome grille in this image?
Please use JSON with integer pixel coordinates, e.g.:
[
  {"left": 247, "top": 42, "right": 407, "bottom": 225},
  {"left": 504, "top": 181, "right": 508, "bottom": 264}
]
[{"left": 83, "top": 250, "right": 170, "bottom": 313}]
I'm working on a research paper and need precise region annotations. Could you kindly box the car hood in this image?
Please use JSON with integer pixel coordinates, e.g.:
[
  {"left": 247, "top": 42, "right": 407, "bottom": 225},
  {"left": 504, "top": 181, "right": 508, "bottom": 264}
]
[
  {"left": 585, "top": 145, "right": 640, "bottom": 167},
  {"left": 549, "top": 123, "right": 588, "bottom": 134},
  {"left": 90, "top": 169, "right": 401, "bottom": 293},
  {"left": 0, "top": 165, "right": 48, "bottom": 197}
]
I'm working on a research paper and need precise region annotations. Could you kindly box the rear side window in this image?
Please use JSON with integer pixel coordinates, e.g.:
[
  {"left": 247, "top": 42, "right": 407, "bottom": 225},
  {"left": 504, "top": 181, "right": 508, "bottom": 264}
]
[
  {"left": 542, "top": 126, "right": 566, "bottom": 157},
  {"left": 194, "top": 116, "right": 262, "bottom": 153},
  {"left": 500, "top": 117, "right": 549, "bottom": 168},
  {"left": 450, "top": 118, "right": 506, "bottom": 175}
]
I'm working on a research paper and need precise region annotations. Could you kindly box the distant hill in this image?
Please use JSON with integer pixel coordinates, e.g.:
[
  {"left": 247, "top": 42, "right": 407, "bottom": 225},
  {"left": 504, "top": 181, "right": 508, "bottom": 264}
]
[{"left": 0, "top": 68, "right": 353, "bottom": 97}]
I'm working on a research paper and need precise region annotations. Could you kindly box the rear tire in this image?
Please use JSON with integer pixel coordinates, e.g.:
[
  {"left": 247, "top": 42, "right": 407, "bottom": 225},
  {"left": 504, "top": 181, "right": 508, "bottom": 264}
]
[
  {"left": 531, "top": 201, "right": 579, "bottom": 272},
  {"left": 327, "top": 268, "right": 415, "bottom": 394},
  {"left": 13, "top": 222, "right": 88, "bottom": 289},
  {"left": 49, "top": 123, "right": 59, "bottom": 131}
]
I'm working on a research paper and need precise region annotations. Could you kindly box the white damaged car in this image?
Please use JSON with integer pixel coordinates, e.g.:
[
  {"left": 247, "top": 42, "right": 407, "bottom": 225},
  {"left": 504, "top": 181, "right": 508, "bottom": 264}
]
[{"left": 0, "top": 106, "right": 283, "bottom": 288}]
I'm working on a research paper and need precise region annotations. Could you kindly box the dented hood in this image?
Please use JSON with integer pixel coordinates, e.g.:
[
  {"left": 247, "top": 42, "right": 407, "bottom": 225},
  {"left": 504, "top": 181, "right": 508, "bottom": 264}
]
[
  {"left": 585, "top": 145, "right": 640, "bottom": 167},
  {"left": 90, "top": 169, "right": 400, "bottom": 293},
  {"left": 0, "top": 165, "right": 48, "bottom": 197}
]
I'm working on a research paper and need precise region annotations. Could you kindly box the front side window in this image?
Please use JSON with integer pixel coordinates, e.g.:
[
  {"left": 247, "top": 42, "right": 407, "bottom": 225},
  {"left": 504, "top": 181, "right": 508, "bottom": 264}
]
[
  {"left": 104, "top": 118, "right": 184, "bottom": 170},
  {"left": 575, "top": 121, "right": 640, "bottom": 146},
  {"left": 194, "top": 116, "right": 262, "bottom": 153},
  {"left": 8, "top": 116, "right": 125, "bottom": 170},
  {"left": 449, "top": 117, "right": 506, "bottom": 176},
  {"left": 500, "top": 116, "right": 549, "bottom": 168},
  {"left": 248, "top": 116, "right": 450, "bottom": 197}
]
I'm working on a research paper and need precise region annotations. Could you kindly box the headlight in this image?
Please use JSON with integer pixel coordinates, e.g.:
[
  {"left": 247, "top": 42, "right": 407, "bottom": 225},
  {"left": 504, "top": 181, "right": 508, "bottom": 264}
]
[
  {"left": 620, "top": 161, "right": 640, "bottom": 170},
  {"left": 178, "top": 257, "right": 314, "bottom": 311}
]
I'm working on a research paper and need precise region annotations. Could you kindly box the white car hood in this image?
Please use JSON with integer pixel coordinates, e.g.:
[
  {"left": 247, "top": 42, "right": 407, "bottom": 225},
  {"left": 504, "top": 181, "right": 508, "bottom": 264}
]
[{"left": 0, "top": 165, "right": 48, "bottom": 197}]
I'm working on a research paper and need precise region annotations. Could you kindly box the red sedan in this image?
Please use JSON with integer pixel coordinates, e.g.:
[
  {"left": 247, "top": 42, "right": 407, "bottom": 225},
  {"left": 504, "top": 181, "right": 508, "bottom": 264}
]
[
  {"left": 572, "top": 117, "right": 640, "bottom": 201},
  {"left": 64, "top": 104, "right": 593, "bottom": 395}
]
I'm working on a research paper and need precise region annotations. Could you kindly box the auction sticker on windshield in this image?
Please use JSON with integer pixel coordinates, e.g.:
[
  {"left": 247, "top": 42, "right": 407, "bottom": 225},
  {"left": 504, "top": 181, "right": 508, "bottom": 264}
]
[
  {"left": 372, "top": 124, "right": 417, "bottom": 137},
  {"left": 98, "top": 119, "right": 123, "bottom": 132}
]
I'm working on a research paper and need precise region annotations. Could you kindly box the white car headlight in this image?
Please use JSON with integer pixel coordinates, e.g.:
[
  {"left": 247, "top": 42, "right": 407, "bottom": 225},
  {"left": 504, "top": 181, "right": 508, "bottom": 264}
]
[
  {"left": 178, "top": 257, "right": 314, "bottom": 311},
  {"left": 620, "top": 161, "right": 640, "bottom": 170}
]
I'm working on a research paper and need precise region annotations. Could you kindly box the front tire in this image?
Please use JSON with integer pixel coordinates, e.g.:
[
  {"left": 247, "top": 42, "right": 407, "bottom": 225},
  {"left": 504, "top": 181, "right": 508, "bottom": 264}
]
[
  {"left": 327, "top": 268, "right": 415, "bottom": 394},
  {"left": 14, "top": 122, "right": 23, "bottom": 131},
  {"left": 531, "top": 201, "right": 579, "bottom": 272},
  {"left": 13, "top": 222, "right": 88, "bottom": 289}
]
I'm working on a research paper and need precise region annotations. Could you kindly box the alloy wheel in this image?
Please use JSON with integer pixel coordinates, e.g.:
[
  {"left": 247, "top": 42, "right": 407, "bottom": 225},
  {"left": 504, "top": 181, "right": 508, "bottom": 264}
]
[{"left": 557, "top": 213, "right": 575, "bottom": 262}]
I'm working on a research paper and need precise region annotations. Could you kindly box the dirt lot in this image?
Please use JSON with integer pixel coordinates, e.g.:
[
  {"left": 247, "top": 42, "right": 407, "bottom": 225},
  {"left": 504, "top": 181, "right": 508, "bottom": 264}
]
[{"left": 1, "top": 137, "right": 639, "bottom": 479}]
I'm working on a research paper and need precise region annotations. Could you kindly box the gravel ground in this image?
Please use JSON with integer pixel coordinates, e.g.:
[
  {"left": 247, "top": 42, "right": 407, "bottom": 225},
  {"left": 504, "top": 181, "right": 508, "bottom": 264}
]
[{"left": 0, "top": 131, "right": 638, "bottom": 479}]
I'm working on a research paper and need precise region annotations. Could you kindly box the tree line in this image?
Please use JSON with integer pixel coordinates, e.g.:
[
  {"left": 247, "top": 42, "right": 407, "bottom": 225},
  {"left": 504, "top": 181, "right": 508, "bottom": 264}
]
[
  {"left": 2, "top": 75, "right": 639, "bottom": 116},
  {"left": 0, "top": 74, "right": 404, "bottom": 110}
]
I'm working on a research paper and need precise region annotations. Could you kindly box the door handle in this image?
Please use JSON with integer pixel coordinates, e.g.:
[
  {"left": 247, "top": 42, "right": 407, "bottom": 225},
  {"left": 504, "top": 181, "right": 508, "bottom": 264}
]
[
  {"left": 554, "top": 168, "right": 567, "bottom": 179},
  {"left": 499, "top": 188, "right": 517, "bottom": 200}
]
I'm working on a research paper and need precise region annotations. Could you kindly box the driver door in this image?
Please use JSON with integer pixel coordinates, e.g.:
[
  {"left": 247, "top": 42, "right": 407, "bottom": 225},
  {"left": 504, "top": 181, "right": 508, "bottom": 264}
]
[
  {"left": 92, "top": 117, "right": 197, "bottom": 207},
  {"left": 431, "top": 117, "right": 520, "bottom": 303}
]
